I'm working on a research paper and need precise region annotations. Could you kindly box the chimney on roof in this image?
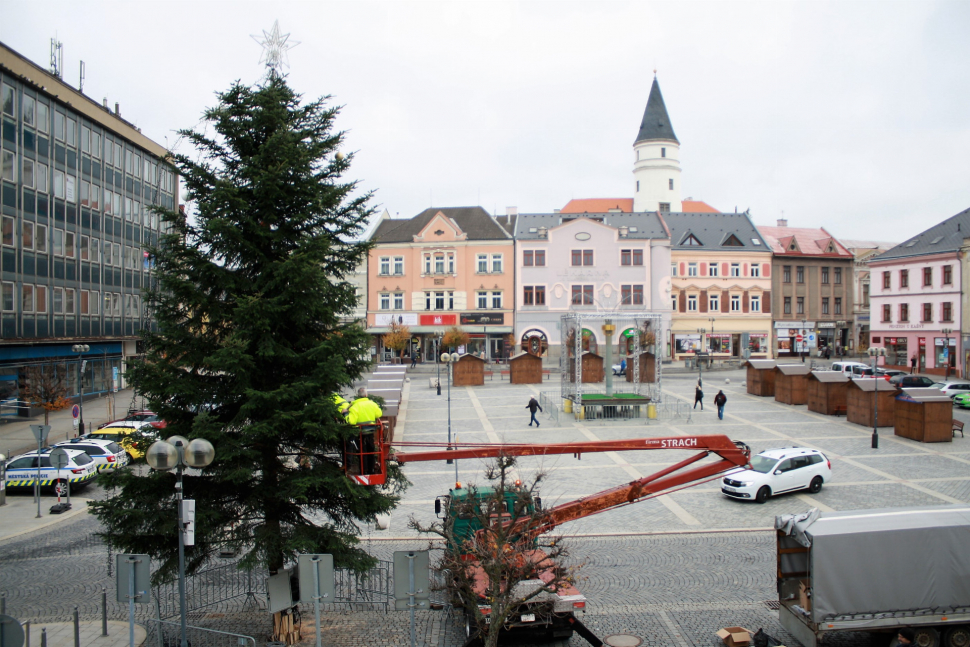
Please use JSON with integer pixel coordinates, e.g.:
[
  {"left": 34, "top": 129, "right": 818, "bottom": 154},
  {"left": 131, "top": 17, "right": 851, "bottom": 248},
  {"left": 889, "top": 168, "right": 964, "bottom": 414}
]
[
  {"left": 102, "top": 98, "right": 108, "bottom": 110},
  {"left": 537, "top": 226, "right": 548, "bottom": 239},
  {"left": 505, "top": 206, "right": 517, "bottom": 226},
  {"left": 553, "top": 209, "right": 560, "bottom": 214},
  {"left": 777, "top": 218, "right": 788, "bottom": 227},
  {"left": 619, "top": 226, "right": 629, "bottom": 238},
  {"left": 114, "top": 102, "right": 120, "bottom": 116}
]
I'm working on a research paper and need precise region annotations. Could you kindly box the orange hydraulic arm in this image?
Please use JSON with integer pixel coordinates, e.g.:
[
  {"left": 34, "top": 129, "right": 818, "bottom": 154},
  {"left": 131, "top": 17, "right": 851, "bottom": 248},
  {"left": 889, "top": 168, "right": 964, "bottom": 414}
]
[{"left": 392, "top": 435, "right": 750, "bottom": 537}]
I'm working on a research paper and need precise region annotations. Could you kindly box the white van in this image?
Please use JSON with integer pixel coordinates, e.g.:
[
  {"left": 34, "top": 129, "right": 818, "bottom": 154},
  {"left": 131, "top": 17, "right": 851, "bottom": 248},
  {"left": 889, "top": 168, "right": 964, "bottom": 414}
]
[{"left": 829, "top": 361, "right": 869, "bottom": 376}]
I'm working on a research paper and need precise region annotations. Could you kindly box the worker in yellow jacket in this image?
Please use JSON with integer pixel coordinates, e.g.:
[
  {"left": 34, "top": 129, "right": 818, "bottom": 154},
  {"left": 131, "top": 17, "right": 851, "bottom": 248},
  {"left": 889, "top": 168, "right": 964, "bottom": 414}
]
[
  {"left": 346, "top": 388, "right": 383, "bottom": 424},
  {"left": 333, "top": 393, "right": 350, "bottom": 415},
  {"left": 345, "top": 388, "right": 383, "bottom": 477}
]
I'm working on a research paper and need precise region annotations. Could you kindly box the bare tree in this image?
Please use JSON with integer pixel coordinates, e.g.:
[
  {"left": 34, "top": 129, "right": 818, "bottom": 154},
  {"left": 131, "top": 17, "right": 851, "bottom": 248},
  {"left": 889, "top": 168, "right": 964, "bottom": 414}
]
[
  {"left": 411, "top": 455, "right": 583, "bottom": 647},
  {"left": 23, "top": 362, "right": 72, "bottom": 427}
]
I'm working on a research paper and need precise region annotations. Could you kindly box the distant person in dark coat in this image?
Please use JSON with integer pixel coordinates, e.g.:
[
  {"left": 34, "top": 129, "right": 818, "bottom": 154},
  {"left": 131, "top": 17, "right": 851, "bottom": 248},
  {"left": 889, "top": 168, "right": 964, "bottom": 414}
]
[
  {"left": 714, "top": 390, "right": 727, "bottom": 420},
  {"left": 410, "top": 349, "right": 419, "bottom": 369},
  {"left": 911, "top": 355, "right": 917, "bottom": 374},
  {"left": 694, "top": 384, "right": 704, "bottom": 410},
  {"left": 526, "top": 397, "right": 543, "bottom": 427}
]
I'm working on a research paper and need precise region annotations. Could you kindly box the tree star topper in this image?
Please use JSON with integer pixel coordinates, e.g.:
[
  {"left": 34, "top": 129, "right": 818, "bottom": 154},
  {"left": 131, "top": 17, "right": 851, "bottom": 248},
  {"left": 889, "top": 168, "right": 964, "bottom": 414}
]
[{"left": 252, "top": 20, "right": 299, "bottom": 73}]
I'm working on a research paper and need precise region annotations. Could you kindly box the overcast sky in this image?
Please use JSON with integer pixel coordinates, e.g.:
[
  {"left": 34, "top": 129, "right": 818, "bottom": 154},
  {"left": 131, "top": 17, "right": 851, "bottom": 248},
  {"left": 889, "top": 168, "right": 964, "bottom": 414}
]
[{"left": 5, "top": 1, "right": 969, "bottom": 242}]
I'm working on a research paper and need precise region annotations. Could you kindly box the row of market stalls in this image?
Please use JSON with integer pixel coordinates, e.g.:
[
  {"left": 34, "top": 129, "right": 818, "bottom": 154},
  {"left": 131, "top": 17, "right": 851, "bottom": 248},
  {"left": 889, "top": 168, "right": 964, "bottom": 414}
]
[{"left": 746, "top": 360, "right": 955, "bottom": 443}]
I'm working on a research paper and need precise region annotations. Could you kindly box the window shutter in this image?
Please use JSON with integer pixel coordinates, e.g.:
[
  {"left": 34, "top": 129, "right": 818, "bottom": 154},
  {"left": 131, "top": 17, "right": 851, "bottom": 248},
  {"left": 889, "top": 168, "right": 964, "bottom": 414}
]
[
  {"left": 679, "top": 292, "right": 686, "bottom": 312},
  {"left": 679, "top": 262, "right": 686, "bottom": 276},
  {"left": 763, "top": 291, "right": 771, "bottom": 314},
  {"left": 763, "top": 264, "right": 771, "bottom": 278},
  {"left": 743, "top": 263, "right": 748, "bottom": 276},
  {"left": 721, "top": 290, "right": 729, "bottom": 313},
  {"left": 700, "top": 290, "right": 708, "bottom": 313},
  {"left": 722, "top": 262, "right": 729, "bottom": 276},
  {"left": 743, "top": 291, "right": 749, "bottom": 313},
  {"left": 700, "top": 262, "right": 707, "bottom": 277}
]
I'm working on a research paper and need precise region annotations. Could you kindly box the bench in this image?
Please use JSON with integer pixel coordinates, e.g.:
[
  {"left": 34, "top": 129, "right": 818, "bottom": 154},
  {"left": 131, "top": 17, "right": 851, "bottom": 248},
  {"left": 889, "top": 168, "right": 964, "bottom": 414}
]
[
  {"left": 833, "top": 405, "right": 847, "bottom": 417},
  {"left": 500, "top": 370, "right": 510, "bottom": 380},
  {"left": 484, "top": 370, "right": 494, "bottom": 381},
  {"left": 543, "top": 369, "right": 551, "bottom": 380},
  {"left": 953, "top": 419, "right": 964, "bottom": 438}
]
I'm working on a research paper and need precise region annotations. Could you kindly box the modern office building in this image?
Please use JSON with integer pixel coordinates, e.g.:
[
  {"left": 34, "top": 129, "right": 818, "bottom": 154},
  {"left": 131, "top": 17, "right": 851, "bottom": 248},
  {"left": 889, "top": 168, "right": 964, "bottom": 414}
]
[{"left": 0, "top": 42, "right": 177, "bottom": 417}]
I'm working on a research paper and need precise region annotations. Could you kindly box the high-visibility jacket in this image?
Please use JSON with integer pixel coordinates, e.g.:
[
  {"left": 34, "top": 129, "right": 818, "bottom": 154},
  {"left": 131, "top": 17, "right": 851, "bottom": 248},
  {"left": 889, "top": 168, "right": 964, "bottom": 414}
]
[
  {"left": 346, "top": 397, "right": 383, "bottom": 425},
  {"left": 333, "top": 394, "right": 350, "bottom": 414}
]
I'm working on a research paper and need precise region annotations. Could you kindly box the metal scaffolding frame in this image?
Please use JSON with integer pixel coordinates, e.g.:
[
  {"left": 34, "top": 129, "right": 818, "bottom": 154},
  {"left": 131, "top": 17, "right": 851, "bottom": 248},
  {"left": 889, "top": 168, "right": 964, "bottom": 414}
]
[{"left": 559, "top": 312, "right": 664, "bottom": 405}]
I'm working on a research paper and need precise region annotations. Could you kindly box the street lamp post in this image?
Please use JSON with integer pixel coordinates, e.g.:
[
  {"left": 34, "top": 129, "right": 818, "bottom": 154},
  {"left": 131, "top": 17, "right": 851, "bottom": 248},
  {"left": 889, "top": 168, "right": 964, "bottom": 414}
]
[
  {"left": 708, "top": 317, "right": 716, "bottom": 354},
  {"left": 696, "top": 327, "right": 706, "bottom": 387},
  {"left": 435, "top": 333, "right": 442, "bottom": 396},
  {"left": 801, "top": 319, "right": 807, "bottom": 363},
  {"left": 146, "top": 436, "right": 216, "bottom": 647},
  {"left": 868, "top": 347, "right": 886, "bottom": 449},
  {"left": 441, "top": 352, "right": 460, "bottom": 478},
  {"left": 71, "top": 344, "right": 90, "bottom": 435},
  {"left": 942, "top": 328, "right": 953, "bottom": 381}
]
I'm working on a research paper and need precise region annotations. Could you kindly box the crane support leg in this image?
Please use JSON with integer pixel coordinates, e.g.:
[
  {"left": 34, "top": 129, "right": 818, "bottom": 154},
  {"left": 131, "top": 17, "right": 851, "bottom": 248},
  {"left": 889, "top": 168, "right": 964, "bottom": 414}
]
[{"left": 567, "top": 615, "right": 604, "bottom": 647}]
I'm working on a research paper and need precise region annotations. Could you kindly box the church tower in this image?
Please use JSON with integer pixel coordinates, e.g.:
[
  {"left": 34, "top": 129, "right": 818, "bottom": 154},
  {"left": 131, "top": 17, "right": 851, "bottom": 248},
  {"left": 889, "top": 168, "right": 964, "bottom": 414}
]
[{"left": 632, "top": 77, "right": 682, "bottom": 213}]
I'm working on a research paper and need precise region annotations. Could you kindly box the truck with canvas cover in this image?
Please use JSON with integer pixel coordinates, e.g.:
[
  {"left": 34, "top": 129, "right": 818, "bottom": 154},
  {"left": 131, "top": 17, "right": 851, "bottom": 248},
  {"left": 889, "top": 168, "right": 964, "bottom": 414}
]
[{"left": 775, "top": 506, "right": 970, "bottom": 647}]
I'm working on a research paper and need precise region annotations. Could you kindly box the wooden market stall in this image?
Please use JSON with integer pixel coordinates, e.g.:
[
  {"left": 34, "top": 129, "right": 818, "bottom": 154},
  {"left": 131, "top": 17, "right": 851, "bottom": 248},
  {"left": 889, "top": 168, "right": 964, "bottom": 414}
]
[
  {"left": 846, "top": 379, "right": 898, "bottom": 428},
  {"left": 568, "top": 352, "right": 604, "bottom": 384},
  {"left": 745, "top": 360, "right": 777, "bottom": 397},
  {"left": 774, "top": 364, "right": 812, "bottom": 405},
  {"left": 894, "top": 388, "right": 953, "bottom": 443},
  {"left": 807, "top": 371, "right": 849, "bottom": 415},
  {"left": 625, "top": 351, "right": 657, "bottom": 383},
  {"left": 451, "top": 353, "right": 486, "bottom": 386},
  {"left": 509, "top": 352, "right": 543, "bottom": 384}
]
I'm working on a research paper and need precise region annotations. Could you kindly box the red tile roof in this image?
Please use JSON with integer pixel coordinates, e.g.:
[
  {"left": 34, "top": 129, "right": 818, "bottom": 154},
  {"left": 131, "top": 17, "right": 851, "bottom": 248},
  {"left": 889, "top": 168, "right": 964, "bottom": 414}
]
[
  {"left": 561, "top": 198, "right": 634, "bottom": 213},
  {"left": 681, "top": 200, "right": 718, "bottom": 213},
  {"left": 560, "top": 198, "right": 719, "bottom": 213},
  {"left": 757, "top": 225, "right": 852, "bottom": 257}
]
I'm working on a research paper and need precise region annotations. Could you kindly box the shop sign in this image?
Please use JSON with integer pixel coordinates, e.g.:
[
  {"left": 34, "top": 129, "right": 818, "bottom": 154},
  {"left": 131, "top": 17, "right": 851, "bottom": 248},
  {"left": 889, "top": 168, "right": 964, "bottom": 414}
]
[
  {"left": 419, "top": 314, "right": 456, "bottom": 326},
  {"left": 461, "top": 313, "right": 504, "bottom": 325},
  {"left": 375, "top": 313, "right": 418, "bottom": 326},
  {"left": 817, "top": 322, "right": 836, "bottom": 329},
  {"left": 774, "top": 321, "right": 816, "bottom": 329},
  {"left": 888, "top": 323, "right": 925, "bottom": 329}
]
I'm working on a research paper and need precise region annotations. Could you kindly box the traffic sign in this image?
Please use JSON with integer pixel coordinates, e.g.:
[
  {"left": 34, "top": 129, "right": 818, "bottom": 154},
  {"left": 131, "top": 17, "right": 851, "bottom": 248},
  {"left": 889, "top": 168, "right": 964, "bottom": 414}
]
[
  {"left": 72, "top": 404, "right": 80, "bottom": 419},
  {"left": 30, "top": 424, "right": 50, "bottom": 443},
  {"left": 796, "top": 334, "right": 804, "bottom": 343},
  {"left": 115, "top": 555, "right": 151, "bottom": 604},
  {"left": 298, "top": 554, "right": 335, "bottom": 602},
  {"left": 393, "top": 550, "right": 430, "bottom": 611},
  {"left": 49, "top": 448, "right": 70, "bottom": 469},
  {"left": 0, "top": 614, "right": 26, "bottom": 647}
]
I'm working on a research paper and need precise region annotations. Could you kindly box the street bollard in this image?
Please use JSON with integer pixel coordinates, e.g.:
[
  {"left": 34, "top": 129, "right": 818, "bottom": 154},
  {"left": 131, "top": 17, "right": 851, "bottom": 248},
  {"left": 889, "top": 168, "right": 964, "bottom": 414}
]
[
  {"left": 102, "top": 587, "right": 109, "bottom": 636},
  {"left": 73, "top": 606, "right": 80, "bottom": 647},
  {"left": 41, "top": 628, "right": 47, "bottom": 647}
]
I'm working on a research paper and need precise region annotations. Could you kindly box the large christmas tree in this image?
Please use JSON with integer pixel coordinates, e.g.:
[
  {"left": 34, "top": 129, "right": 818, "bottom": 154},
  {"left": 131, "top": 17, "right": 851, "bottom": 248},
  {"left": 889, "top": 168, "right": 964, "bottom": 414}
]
[{"left": 90, "top": 73, "right": 404, "bottom": 577}]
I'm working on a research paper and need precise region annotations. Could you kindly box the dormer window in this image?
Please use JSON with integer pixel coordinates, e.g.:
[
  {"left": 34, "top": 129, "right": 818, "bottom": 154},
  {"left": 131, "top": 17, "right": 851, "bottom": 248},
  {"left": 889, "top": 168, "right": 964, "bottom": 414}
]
[{"left": 683, "top": 234, "right": 702, "bottom": 246}]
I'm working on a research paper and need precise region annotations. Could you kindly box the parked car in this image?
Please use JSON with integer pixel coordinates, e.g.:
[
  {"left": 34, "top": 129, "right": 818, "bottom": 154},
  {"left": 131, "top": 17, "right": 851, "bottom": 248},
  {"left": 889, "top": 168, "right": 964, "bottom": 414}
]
[
  {"left": 52, "top": 437, "right": 129, "bottom": 472},
  {"left": 880, "top": 369, "right": 907, "bottom": 379},
  {"left": 932, "top": 381, "right": 970, "bottom": 399},
  {"left": 97, "top": 410, "right": 166, "bottom": 430},
  {"left": 888, "top": 375, "right": 939, "bottom": 388},
  {"left": 86, "top": 421, "right": 158, "bottom": 460},
  {"left": 3, "top": 447, "right": 98, "bottom": 495},
  {"left": 953, "top": 393, "right": 970, "bottom": 409},
  {"left": 721, "top": 447, "right": 832, "bottom": 504},
  {"left": 830, "top": 361, "right": 869, "bottom": 377},
  {"left": 611, "top": 362, "right": 627, "bottom": 375},
  {"left": 854, "top": 367, "right": 892, "bottom": 380}
]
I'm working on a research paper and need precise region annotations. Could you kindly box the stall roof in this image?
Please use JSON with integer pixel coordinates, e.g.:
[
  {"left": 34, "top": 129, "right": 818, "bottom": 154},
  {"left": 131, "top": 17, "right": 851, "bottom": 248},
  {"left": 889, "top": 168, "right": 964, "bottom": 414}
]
[
  {"left": 745, "top": 359, "right": 777, "bottom": 370},
  {"left": 458, "top": 353, "right": 486, "bottom": 362},
  {"left": 899, "top": 387, "right": 953, "bottom": 403},
  {"left": 808, "top": 371, "right": 849, "bottom": 383},
  {"left": 848, "top": 378, "right": 898, "bottom": 392},
  {"left": 776, "top": 364, "right": 812, "bottom": 376},
  {"left": 509, "top": 351, "right": 541, "bottom": 361}
]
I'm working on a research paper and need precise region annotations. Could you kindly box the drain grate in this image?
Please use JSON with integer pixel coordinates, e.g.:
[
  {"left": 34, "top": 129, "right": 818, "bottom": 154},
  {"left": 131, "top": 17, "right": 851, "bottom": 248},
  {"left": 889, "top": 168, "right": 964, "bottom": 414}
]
[{"left": 764, "top": 600, "right": 781, "bottom": 610}]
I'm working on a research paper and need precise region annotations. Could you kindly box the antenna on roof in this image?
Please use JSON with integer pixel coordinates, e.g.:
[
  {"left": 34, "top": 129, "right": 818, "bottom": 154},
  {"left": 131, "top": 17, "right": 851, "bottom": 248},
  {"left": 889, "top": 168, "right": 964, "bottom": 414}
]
[
  {"left": 50, "top": 36, "right": 63, "bottom": 79},
  {"left": 79, "top": 60, "right": 85, "bottom": 92}
]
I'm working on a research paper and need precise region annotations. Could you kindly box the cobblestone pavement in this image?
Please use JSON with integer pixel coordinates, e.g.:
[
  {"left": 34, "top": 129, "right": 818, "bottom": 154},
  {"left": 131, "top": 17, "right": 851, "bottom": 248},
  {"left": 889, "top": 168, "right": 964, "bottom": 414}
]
[{"left": 2, "top": 367, "right": 967, "bottom": 646}]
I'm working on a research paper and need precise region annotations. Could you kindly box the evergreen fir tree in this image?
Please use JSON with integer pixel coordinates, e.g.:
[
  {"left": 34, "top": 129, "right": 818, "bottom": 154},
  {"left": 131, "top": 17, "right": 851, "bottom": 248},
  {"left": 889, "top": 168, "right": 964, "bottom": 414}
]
[{"left": 89, "top": 73, "right": 404, "bottom": 578}]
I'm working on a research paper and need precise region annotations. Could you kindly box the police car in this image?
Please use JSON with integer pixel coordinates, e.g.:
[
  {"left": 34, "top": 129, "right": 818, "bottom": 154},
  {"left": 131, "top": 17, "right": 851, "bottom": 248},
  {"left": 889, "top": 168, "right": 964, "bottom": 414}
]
[
  {"left": 3, "top": 447, "right": 98, "bottom": 495},
  {"left": 52, "top": 437, "right": 129, "bottom": 472}
]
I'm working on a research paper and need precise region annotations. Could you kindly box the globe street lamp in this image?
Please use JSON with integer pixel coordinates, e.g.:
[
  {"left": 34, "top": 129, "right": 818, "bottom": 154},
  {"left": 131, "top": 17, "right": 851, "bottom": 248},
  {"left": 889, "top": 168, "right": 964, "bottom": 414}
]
[
  {"left": 867, "top": 347, "right": 886, "bottom": 449},
  {"left": 435, "top": 332, "right": 443, "bottom": 396},
  {"left": 71, "top": 344, "right": 90, "bottom": 435},
  {"left": 146, "top": 436, "right": 216, "bottom": 647},
  {"left": 440, "top": 352, "right": 460, "bottom": 479}
]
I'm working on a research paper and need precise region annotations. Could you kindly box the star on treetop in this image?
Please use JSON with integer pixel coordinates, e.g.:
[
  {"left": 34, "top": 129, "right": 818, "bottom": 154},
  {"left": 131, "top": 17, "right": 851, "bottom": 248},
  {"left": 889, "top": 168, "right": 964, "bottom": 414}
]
[{"left": 252, "top": 20, "right": 299, "bottom": 73}]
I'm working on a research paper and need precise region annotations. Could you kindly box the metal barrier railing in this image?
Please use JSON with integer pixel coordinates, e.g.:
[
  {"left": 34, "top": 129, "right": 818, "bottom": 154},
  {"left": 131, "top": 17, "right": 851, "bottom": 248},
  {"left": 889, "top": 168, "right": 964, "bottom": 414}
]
[
  {"left": 537, "top": 392, "right": 560, "bottom": 425},
  {"left": 145, "top": 618, "right": 255, "bottom": 647}
]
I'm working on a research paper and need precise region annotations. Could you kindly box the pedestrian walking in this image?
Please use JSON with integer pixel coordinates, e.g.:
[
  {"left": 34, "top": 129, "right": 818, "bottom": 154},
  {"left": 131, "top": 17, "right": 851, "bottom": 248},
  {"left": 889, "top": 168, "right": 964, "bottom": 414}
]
[
  {"left": 410, "top": 349, "right": 419, "bottom": 369},
  {"left": 694, "top": 384, "right": 704, "bottom": 410},
  {"left": 526, "top": 397, "right": 543, "bottom": 427},
  {"left": 714, "top": 390, "right": 727, "bottom": 420},
  {"left": 911, "top": 355, "right": 917, "bottom": 374}
]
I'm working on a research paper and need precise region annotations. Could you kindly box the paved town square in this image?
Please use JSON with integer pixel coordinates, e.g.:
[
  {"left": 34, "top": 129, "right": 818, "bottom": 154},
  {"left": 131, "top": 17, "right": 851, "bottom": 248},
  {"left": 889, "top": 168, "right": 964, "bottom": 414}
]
[{"left": 2, "top": 369, "right": 968, "bottom": 647}]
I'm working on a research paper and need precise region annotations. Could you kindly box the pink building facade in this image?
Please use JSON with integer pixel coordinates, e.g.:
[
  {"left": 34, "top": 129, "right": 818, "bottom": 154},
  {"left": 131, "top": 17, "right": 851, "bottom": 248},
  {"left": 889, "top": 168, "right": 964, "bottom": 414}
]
[{"left": 869, "top": 251, "right": 962, "bottom": 376}]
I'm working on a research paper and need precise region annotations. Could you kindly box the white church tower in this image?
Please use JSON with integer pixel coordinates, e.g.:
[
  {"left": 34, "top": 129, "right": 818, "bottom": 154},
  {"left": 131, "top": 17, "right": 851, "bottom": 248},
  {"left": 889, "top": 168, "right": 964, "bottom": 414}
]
[{"left": 632, "top": 76, "right": 682, "bottom": 213}]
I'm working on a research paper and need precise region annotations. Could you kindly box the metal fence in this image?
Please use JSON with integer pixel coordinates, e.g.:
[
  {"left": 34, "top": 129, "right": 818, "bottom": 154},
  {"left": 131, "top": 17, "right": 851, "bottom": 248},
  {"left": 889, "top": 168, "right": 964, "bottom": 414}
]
[
  {"left": 538, "top": 391, "right": 560, "bottom": 425},
  {"left": 153, "top": 557, "right": 395, "bottom": 620},
  {"left": 145, "top": 618, "right": 256, "bottom": 647}
]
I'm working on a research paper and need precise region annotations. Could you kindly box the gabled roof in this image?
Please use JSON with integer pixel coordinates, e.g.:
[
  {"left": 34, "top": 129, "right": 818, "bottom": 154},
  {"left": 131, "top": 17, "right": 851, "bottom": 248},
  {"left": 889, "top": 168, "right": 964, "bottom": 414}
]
[
  {"left": 514, "top": 212, "right": 669, "bottom": 240},
  {"left": 663, "top": 212, "right": 770, "bottom": 252},
  {"left": 561, "top": 198, "right": 718, "bottom": 214},
  {"left": 757, "top": 225, "right": 853, "bottom": 257},
  {"left": 370, "top": 207, "right": 511, "bottom": 243},
  {"left": 870, "top": 206, "right": 970, "bottom": 263},
  {"left": 561, "top": 198, "right": 634, "bottom": 214},
  {"left": 635, "top": 77, "right": 678, "bottom": 144}
]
